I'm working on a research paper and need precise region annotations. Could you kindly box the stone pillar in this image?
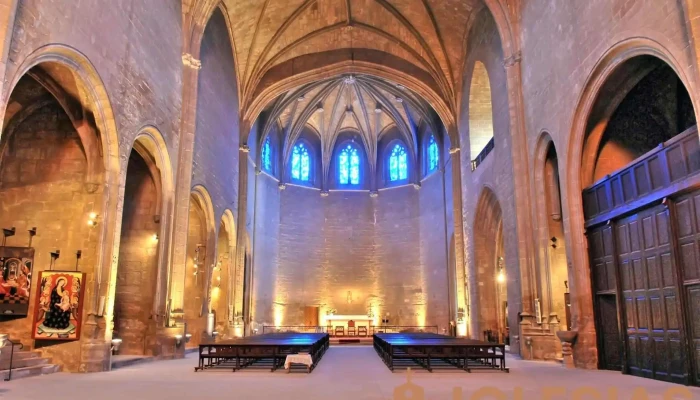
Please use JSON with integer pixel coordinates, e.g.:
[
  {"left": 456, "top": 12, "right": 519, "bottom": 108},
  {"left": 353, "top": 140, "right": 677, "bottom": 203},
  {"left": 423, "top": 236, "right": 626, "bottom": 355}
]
[
  {"left": 233, "top": 141, "right": 250, "bottom": 333},
  {"left": 168, "top": 52, "right": 202, "bottom": 325},
  {"left": 504, "top": 52, "right": 537, "bottom": 357},
  {"left": 448, "top": 145, "right": 467, "bottom": 336},
  {"left": 0, "top": 0, "right": 18, "bottom": 121},
  {"left": 683, "top": 0, "right": 700, "bottom": 115}
]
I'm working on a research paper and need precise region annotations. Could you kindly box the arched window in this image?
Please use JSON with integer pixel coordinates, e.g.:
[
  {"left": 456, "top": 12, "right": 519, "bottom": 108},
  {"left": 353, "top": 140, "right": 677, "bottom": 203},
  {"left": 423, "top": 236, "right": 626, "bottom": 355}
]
[
  {"left": 290, "top": 142, "right": 310, "bottom": 182},
  {"left": 428, "top": 135, "right": 439, "bottom": 172},
  {"left": 388, "top": 143, "right": 408, "bottom": 182},
  {"left": 261, "top": 136, "right": 272, "bottom": 173},
  {"left": 339, "top": 144, "right": 360, "bottom": 185},
  {"left": 469, "top": 62, "right": 494, "bottom": 166}
]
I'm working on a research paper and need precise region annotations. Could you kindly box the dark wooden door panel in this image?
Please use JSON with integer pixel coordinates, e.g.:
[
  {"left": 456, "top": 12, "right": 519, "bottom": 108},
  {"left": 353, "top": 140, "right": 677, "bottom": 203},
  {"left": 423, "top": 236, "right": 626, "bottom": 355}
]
[
  {"left": 617, "top": 206, "right": 686, "bottom": 383},
  {"left": 599, "top": 294, "right": 622, "bottom": 370},
  {"left": 674, "top": 190, "right": 700, "bottom": 385}
]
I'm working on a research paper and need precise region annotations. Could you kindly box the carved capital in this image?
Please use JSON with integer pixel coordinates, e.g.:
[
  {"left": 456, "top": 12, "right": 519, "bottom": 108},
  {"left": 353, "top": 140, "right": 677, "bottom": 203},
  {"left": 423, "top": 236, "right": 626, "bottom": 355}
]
[
  {"left": 84, "top": 182, "right": 100, "bottom": 193},
  {"left": 449, "top": 147, "right": 460, "bottom": 155},
  {"left": 412, "top": 183, "right": 421, "bottom": 190},
  {"left": 320, "top": 191, "right": 330, "bottom": 197},
  {"left": 239, "top": 144, "right": 250, "bottom": 153},
  {"left": 504, "top": 51, "right": 522, "bottom": 68},
  {"left": 182, "top": 53, "right": 202, "bottom": 70},
  {"left": 278, "top": 183, "right": 286, "bottom": 190},
  {"left": 369, "top": 191, "right": 379, "bottom": 198}
]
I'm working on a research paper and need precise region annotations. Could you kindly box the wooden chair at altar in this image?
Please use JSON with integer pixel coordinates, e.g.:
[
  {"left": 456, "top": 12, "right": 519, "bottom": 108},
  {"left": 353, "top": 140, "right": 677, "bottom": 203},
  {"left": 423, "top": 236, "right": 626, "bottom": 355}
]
[
  {"left": 347, "top": 320, "right": 356, "bottom": 336},
  {"left": 334, "top": 326, "right": 345, "bottom": 336},
  {"left": 357, "top": 325, "right": 368, "bottom": 337}
]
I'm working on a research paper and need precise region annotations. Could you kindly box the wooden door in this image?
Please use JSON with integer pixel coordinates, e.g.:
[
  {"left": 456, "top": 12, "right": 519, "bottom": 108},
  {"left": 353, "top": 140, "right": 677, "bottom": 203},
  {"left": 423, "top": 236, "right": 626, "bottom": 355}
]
[
  {"left": 673, "top": 190, "right": 700, "bottom": 385},
  {"left": 588, "top": 225, "right": 623, "bottom": 370},
  {"left": 616, "top": 205, "right": 686, "bottom": 383}
]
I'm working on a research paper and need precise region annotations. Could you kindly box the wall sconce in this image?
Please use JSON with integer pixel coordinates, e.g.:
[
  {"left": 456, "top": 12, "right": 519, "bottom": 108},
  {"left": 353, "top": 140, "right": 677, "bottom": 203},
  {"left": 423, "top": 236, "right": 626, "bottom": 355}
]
[
  {"left": 496, "top": 257, "right": 505, "bottom": 283},
  {"left": 152, "top": 234, "right": 159, "bottom": 242},
  {"left": 212, "top": 331, "right": 219, "bottom": 339},
  {"left": 174, "top": 334, "right": 183, "bottom": 347},
  {"left": 185, "top": 333, "right": 192, "bottom": 343},
  {"left": 87, "top": 212, "right": 99, "bottom": 227},
  {"left": 497, "top": 269, "right": 505, "bottom": 284},
  {"left": 111, "top": 338, "right": 122, "bottom": 354}
]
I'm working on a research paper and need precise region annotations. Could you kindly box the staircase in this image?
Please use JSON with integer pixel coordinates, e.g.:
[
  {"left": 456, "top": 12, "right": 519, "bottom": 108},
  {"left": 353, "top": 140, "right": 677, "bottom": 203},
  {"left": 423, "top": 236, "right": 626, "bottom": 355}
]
[{"left": 0, "top": 342, "right": 60, "bottom": 381}]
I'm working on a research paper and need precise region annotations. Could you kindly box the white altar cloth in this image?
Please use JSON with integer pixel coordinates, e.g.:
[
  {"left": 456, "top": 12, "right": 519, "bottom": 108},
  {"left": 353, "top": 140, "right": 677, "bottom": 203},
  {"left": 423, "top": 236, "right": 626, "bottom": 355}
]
[{"left": 284, "top": 353, "right": 313, "bottom": 372}]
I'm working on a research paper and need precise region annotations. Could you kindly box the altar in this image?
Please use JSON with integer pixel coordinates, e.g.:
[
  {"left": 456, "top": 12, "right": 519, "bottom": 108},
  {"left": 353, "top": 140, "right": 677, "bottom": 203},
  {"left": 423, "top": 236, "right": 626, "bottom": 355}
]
[{"left": 323, "top": 315, "right": 375, "bottom": 334}]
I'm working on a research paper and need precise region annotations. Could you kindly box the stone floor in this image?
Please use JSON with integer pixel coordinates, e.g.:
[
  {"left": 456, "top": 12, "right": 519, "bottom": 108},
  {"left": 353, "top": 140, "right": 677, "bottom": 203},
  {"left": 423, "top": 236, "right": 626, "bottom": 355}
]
[{"left": 2, "top": 347, "right": 699, "bottom": 399}]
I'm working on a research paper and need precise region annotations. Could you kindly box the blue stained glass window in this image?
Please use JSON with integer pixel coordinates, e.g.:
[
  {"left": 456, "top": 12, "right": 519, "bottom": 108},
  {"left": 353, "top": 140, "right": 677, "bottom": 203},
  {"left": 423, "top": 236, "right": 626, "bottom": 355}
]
[
  {"left": 428, "top": 135, "right": 439, "bottom": 172},
  {"left": 339, "top": 144, "right": 360, "bottom": 185},
  {"left": 262, "top": 136, "right": 272, "bottom": 172},
  {"left": 389, "top": 143, "right": 408, "bottom": 182},
  {"left": 291, "top": 142, "right": 310, "bottom": 182}
]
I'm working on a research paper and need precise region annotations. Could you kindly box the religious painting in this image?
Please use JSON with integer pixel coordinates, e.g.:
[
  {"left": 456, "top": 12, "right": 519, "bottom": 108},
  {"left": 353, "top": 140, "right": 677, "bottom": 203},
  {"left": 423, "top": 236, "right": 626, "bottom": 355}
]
[
  {"left": 0, "top": 247, "right": 34, "bottom": 316},
  {"left": 32, "top": 271, "right": 86, "bottom": 340}
]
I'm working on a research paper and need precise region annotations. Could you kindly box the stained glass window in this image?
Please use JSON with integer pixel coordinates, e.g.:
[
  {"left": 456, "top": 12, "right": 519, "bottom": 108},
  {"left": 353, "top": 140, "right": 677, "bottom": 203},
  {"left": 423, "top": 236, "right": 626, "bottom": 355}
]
[
  {"left": 339, "top": 144, "right": 360, "bottom": 185},
  {"left": 389, "top": 143, "right": 408, "bottom": 182},
  {"left": 428, "top": 135, "right": 439, "bottom": 172},
  {"left": 262, "top": 136, "right": 272, "bottom": 172},
  {"left": 291, "top": 142, "right": 310, "bottom": 182}
]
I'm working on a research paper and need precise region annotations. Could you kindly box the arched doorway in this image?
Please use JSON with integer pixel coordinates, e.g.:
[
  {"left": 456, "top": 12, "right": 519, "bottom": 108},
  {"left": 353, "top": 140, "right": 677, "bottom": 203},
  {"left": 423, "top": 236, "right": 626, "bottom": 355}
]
[
  {"left": 579, "top": 55, "right": 698, "bottom": 384},
  {"left": 535, "top": 136, "right": 572, "bottom": 335},
  {"left": 184, "top": 193, "right": 210, "bottom": 347},
  {"left": 473, "top": 188, "right": 508, "bottom": 345},
  {"left": 112, "top": 141, "right": 163, "bottom": 355},
  {"left": 211, "top": 212, "right": 234, "bottom": 336}
]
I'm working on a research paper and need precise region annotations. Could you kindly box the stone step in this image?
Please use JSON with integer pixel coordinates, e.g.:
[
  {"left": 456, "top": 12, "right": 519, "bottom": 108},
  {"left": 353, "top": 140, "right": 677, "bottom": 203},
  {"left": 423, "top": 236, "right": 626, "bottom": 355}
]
[
  {"left": 0, "top": 356, "right": 52, "bottom": 370},
  {"left": 0, "top": 364, "right": 60, "bottom": 381},
  {"left": 0, "top": 350, "right": 41, "bottom": 362}
]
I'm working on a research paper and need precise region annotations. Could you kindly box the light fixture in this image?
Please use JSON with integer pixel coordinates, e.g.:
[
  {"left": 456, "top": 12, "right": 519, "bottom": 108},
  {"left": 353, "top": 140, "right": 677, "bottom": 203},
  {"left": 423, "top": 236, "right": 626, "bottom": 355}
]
[
  {"left": 344, "top": 75, "right": 356, "bottom": 84},
  {"left": 174, "top": 334, "right": 183, "bottom": 347},
  {"left": 374, "top": 104, "right": 382, "bottom": 113},
  {"left": 212, "top": 331, "right": 219, "bottom": 339},
  {"left": 395, "top": 96, "right": 403, "bottom": 103},
  {"left": 87, "top": 213, "right": 99, "bottom": 227},
  {"left": 111, "top": 338, "right": 123, "bottom": 354},
  {"left": 297, "top": 95, "right": 305, "bottom": 102},
  {"left": 316, "top": 104, "right": 324, "bottom": 113},
  {"left": 497, "top": 269, "right": 505, "bottom": 284},
  {"left": 185, "top": 333, "right": 192, "bottom": 343},
  {"left": 152, "top": 234, "right": 159, "bottom": 242}
]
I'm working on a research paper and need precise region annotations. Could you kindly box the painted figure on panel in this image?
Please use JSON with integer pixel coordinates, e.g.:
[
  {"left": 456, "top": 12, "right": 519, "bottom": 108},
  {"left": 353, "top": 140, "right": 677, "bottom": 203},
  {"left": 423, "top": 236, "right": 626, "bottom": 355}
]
[
  {"left": 0, "top": 247, "right": 35, "bottom": 315},
  {"left": 32, "top": 272, "right": 86, "bottom": 340}
]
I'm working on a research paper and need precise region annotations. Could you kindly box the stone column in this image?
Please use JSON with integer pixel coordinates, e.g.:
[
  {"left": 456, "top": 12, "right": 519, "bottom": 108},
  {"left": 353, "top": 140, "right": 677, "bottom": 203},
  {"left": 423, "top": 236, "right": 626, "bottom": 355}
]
[
  {"left": 502, "top": 52, "right": 538, "bottom": 357},
  {"left": 233, "top": 141, "right": 250, "bottom": 334},
  {"left": 448, "top": 145, "right": 467, "bottom": 336},
  {"left": 0, "top": 0, "right": 18, "bottom": 120},
  {"left": 168, "top": 53, "right": 201, "bottom": 326}
]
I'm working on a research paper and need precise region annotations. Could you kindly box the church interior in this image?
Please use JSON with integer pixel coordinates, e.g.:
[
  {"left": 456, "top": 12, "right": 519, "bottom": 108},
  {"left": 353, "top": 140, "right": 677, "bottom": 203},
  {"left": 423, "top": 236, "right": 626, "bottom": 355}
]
[{"left": 1, "top": 0, "right": 700, "bottom": 398}]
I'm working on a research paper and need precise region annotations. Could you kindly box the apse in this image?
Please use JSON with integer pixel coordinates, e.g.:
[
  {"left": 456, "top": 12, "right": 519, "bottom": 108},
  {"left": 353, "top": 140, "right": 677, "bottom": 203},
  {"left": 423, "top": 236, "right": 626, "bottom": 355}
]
[{"left": 246, "top": 74, "right": 454, "bottom": 334}]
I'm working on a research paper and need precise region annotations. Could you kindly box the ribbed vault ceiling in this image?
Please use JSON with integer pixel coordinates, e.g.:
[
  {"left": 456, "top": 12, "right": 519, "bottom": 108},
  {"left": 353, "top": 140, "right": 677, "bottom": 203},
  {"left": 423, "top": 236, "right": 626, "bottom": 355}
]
[
  {"left": 218, "top": 0, "right": 484, "bottom": 121},
  {"left": 261, "top": 74, "right": 440, "bottom": 172}
]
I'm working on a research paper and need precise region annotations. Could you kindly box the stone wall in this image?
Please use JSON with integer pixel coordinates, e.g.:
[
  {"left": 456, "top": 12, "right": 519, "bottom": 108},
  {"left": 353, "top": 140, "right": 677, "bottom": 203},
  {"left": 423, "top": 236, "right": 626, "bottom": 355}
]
[
  {"left": 114, "top": 152, "right": 159, "bottom": 355},
  {"left": 192, "top": 8, "right": 240, "bottom": 221},
  {"left": 0, "top": 94, "right": 95, "bottom": 371},
  {"left": 458, "top": 6, "right": 521, "bottom": 349},
  {"left": 250, "top": 171, "right": 452, "bottom": 332}
]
